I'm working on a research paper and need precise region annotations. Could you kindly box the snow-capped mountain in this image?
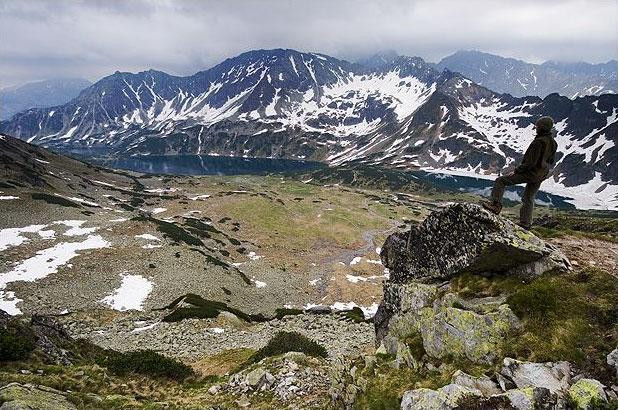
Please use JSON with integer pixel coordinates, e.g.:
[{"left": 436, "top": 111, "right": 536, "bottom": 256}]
[
  {"left": 1, "top": 49, "right": 617, "bottom": 209},
  {"left": 437, "top": 50, "right": 617, "bottom": 98},
  {"left": 0, "top": 78, "right": 91, "bottom": 120}
]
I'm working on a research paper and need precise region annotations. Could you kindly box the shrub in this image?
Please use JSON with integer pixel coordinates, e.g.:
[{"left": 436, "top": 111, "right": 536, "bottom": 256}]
[
  {"left": 96, "top": 349, "right": 193, "bottom": 380},
  {"left": 0, "top": 320, "right": 36, "bottom": 361},
  {"left": 340, "top": 307, "right": 367, "bottom": 323},
  {"left": 31, "top": 192, "right": 80, "bottom": 208},
  {"left": 274, "top": 308, "right": 304, "bottom": 319},
  {"left": 160, "top": 293, "right": 267, "bottom": 323},
  {"left": 247, "top": 331, "right": 327, "bottom": 365}
]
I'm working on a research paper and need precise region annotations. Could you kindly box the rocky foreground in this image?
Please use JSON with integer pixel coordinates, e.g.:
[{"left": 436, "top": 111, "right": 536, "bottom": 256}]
[{"left": 1, "top": 203, "right": 617, "bottom": 409}]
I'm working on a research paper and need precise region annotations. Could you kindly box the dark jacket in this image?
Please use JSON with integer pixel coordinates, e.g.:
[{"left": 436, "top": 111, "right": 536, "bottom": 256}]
[{"left": 514, "top": 129, "right": 558, "bottom": 181}]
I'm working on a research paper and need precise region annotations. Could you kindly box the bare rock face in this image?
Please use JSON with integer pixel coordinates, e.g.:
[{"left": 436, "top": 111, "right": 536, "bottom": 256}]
[
  {"left": 499, "top": 358, "right": 572, "bottom": 395},
  {"left": 375, "top": 203, "right": 570, "bottom": 365}
]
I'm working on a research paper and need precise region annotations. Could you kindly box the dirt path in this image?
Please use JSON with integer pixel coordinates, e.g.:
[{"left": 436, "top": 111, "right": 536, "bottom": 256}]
[{"left": 549, "top": 236, "right": 617, "bottom": 277}]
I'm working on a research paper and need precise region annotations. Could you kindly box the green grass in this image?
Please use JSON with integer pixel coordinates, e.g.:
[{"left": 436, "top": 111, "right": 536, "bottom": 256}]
[
  {"left": 339, "top": 306, "right": 369, "bottom": 323},
  {"left": 504, "top": 267, "right": 618, "bottom": 382},
  {"left": 532, "top": 212, "right": 618, "bottom": 243},
  {"left": 450, "top": 272, "right": 524, "bottom": 299}
]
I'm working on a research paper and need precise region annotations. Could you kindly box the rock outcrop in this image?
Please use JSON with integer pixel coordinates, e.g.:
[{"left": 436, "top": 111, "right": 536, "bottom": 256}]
[
  {"left": 375, "top": 203, "right": 570, "bottom": 364},
  {"left": 380, "top": 203, "right": 569, "bottom": 284},
  {"left": 400, "top": 360, "right": 613, "bottom": 410}
]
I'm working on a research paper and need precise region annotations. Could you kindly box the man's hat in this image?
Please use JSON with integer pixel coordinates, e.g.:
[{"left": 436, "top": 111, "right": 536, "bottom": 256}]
[{"left": 535, "top": 116, "right": 554, "bottom": 133}]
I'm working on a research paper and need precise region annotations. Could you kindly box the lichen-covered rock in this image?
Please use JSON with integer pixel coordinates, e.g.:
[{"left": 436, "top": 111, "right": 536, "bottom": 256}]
[
  {"left": 375, "top": 203, "right": 569, "bottom": 364},
  {"left": 0, "top": 383, "right": 76, "bottom": 410},
  {"left": 568, "top": 378, "right": 607, "bottom": 409},
  {"left": 418, "top": 303, "right": 518, "bottom": 364},
  {"left": 376, "top": 282, "right": 519, "bottom": 364},
  {"left": 244, "top": 367, "right": 272, "bottom": 390},
  {"left": 400, "top": 383, "right": 482, "bottom": 410},
  {"left": 374, "top": 282, "right": 440, "bottom": 344},
  {"left": 500, "top": 358, "right": 571, "bottom": 395}
]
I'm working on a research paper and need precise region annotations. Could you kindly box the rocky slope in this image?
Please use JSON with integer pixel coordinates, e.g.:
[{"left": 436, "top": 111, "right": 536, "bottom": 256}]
[
  {"left": 437, "top": 50, "right": 617, "bottom": 98},
  {"left": 1, "top": 138, "right": 617, "bottom": 408},
  {"left": 1, "top": 49, "right": 616, "bottom": 209}
]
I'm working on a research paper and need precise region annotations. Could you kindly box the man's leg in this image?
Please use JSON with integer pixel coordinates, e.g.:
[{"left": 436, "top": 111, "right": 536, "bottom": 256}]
[
  {"left": 520, "top": 181, "right": 541, "bottom": 229},
  {"left": 490, "top": 173, "right": 527, "bottom": 205}
]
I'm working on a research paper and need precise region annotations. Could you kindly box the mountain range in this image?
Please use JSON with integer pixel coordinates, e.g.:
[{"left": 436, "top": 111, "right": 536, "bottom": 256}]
[
  {"left": 0, "top": 78, "right": 92, "bottom": 120},
  {"left": 1, "top": 49, "right": 616, "bottom": 209},
  {"left": 436, "top": 50, "right": 617, "bottom": 99}
]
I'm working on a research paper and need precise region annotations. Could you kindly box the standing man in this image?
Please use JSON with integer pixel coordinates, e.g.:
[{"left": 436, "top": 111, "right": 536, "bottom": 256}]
[{"left": 481, "top": 116, "right": 558, "bottom": 229}]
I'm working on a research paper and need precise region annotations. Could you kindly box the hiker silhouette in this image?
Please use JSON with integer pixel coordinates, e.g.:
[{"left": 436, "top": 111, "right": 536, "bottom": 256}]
[{"left": 481, "top": 116, "right": 558, "bottom": 229}]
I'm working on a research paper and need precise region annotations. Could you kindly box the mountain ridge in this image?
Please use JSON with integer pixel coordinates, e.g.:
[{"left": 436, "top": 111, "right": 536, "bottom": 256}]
[
  {"left": 0, "top": 78, "right": 92, "bottom": 120},
  {"left": 1, "top": 48, "right": 616, "bottom": 209},
  {"left": 437, "top": 49, "right": 617, "bottom": 98}
]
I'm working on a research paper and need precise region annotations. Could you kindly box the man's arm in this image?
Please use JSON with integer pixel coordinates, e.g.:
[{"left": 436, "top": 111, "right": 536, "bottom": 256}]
[{"left": 514, "top": 140, "right": 543, "bottom": 174}]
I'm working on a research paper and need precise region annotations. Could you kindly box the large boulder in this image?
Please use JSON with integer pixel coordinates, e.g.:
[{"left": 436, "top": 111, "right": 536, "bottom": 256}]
[
  {"left": 381, "top": 203, "right": 569, "bottom": 284},
  {"left": 400, "top": 383, "right": 482, "bottom": 410},
  {"left": 375, "top": 203, "right": 570, "bottom": 363},
  {"left": 499, "top": 358, "right": 571, "bottom": 395}
]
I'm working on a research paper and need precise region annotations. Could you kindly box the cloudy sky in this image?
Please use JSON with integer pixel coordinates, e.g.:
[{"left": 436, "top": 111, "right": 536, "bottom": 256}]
[{"left": 1, "top": 0, "right": 616, "bottom": 87}]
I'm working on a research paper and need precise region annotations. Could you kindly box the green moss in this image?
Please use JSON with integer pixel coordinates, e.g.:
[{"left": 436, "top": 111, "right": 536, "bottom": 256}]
[
  {"left": 244, "top": 331, "right": 327, "bottom": 367},
  {"left": 95, "top": 349, "right": 193, "bottom": 380},
  {"left": 450, "top": 273, "right": 523, "bottom": 299}
]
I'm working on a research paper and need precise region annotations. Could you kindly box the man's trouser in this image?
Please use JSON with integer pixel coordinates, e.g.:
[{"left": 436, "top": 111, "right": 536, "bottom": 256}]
[{"left": 490, "top": 173, "right": 541, "bottom": 227}]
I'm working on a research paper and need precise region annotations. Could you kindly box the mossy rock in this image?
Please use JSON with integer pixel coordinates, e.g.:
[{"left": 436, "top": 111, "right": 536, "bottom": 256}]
[{"left": 568, "top": 379, "right": 607, "bottom": 409}]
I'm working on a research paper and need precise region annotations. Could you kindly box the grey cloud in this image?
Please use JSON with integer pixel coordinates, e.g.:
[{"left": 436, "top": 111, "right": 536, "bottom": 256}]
[{"left": 1, "top": 0, "right": 616, "bottom": 87}]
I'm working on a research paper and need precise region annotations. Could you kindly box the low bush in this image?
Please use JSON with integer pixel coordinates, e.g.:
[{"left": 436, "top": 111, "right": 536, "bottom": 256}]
[
  {"left": 160, "top": 293, "right": 266, "bottom": 323},
  {"left": 0, "top": 320, "right": 36, "bottom": 361},
  {"left": 95, "top": 349, "right": 193, "bottom": 380},
  {"left": 246, "top": 331, "right": 327, "bottom": 366},
  {"left": 31, "top": 192, "right": 80, "bottom": 208},
  {"left": 340, "top": 307, "right": 368, "bottom": 323},
  {"left": 274, "top": 308, "right": 304, "bottom": 319}
]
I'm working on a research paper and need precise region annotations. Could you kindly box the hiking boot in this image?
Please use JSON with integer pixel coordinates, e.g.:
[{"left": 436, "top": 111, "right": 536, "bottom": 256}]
[{"left": 481, "top": 201, "right": 502, "bottom": 215}]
